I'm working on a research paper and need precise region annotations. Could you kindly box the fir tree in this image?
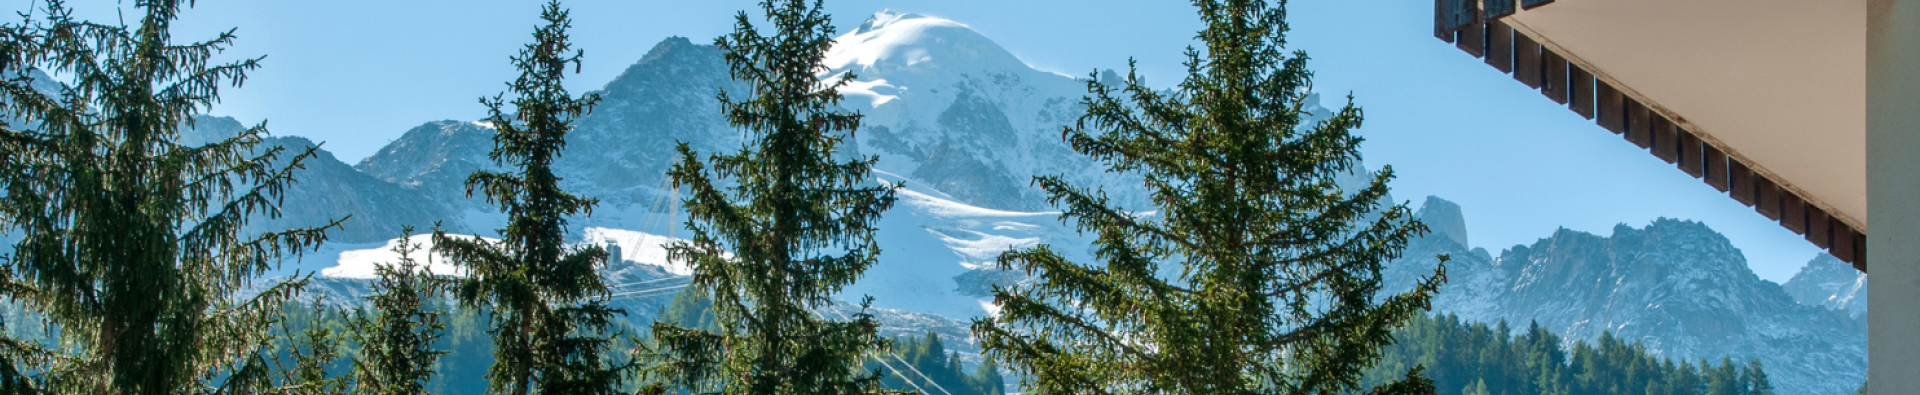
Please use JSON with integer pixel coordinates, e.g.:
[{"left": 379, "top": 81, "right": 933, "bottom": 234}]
[
  {"left": 270, "top": 304, "right": 353, "bottom": 395},
  {"left": 430, "top": 2, "right": 626, "bottom": 395},
  {"left": 968, "top": 1, "right": 1445, "bottom": 394},
  {"left": 0, "top": 1, "right": 341, "bottom": 394},
  {"left": 1741, "top": 360, "right": 1772, "bottom": 395},
  {"left": 640, "top": 1, "right": 902, "bottom": 395},
  {"left": 353, "top": 227, "right": 450, "bottom": 395}
]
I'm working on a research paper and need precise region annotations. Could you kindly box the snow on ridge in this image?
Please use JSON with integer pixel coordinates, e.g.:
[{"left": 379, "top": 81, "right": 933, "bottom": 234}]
[
  {"left": 315, "top": 228, "right": 693, "bottom": 279},
  {"left": 580, "top": 227, "right": 692, "bottom": 276},
  {"left": 823, "top": 10, "right": 1029, "bottom": 75},
  {"left": 319, "top": 233, "right": 482, "bottom": 279},
  {"left": 897, "top": 186, "right": 1053, "bottom": 219}
]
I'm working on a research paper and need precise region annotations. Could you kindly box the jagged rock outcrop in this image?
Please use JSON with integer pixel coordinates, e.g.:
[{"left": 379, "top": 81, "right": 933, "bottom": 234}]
[
  {"left": 1783, "top": 253, "right": 1867, "bottom": 317},
  {"left": 1387, "top": 218, "right": 1866, "bottom": 395}
]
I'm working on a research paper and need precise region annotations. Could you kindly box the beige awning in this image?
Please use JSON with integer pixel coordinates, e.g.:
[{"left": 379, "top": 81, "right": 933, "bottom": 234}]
[{"left": 1436, "top": 0, "right": 1868, "bottom": 269}]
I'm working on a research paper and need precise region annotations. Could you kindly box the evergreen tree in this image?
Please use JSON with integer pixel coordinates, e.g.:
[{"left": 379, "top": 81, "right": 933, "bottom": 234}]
[
  {"left": 969, "top": 359, "right": 1004, "bottom": 395},
  {"left": 430, "top": 2, "right": 626, "bottom": 395},
  {"left": 639, "top": 1, "right": 902, "bottom": 395},
  {"left": 270, "top": 304, "right": 353, "bottom": 395},
  {"left": 353, "top": 228, "right": 450, "bottom": 395},
  {"left": 0, "top": 1, "right": 341, "bottom": 394},
  {"left": 1741, "top": 360, "right": 1772, "bottom": 395},
  {"left": 968, "top": 1, "right": 1444, "bottom": 394}
]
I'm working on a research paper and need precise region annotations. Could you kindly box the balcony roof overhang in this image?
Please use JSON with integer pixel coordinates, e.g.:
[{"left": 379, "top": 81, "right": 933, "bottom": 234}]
[{"left": 1435, "top": 0, "right": 1869, "bottom": 270}]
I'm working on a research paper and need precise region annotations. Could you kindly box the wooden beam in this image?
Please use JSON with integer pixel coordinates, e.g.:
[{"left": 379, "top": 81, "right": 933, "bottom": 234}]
[
  {"left": 1434, "top": 0, "right": 1453, "bottom": 42},
  {"left": 1486, "top": 20, "right": 1513, "bottom": 74},
  {"left": 1625, "top": 99, "right": 1652, "bottom": 148},
  {"left": 1756, "top": 176, "right": 1783, "bottom": 220},
  {"left": 1542, "top": 49, "right": 1569, "bottom": 104},
  {"left": 1703, "top": 144, "right": 1730, "bottom": 192},
  {"left": 1832, "top": 220, "right": 1859, "bottom": 265},
  {"left": 1729, "top": 160, "right": 1756, "bottom": 207},
  {"left": 1807, "top": 205, "right": 1832, "bottom": 249},
  {"left": 1514, "top": 32, "right": 1542, "bottom": 88},
  {"left": 1853, "top": 233, "right": 1868, "bottom": 272},
  {"left": 1652, "top": 115, "right": 1679, "bottom": 164},
  {"left": 1441, "top": 0, "right": 1477, "bottom": 32},
  {"left": 1781, "top": 192, "right": 1808, "bottom": 235},
  {"left": 1458, "top": 20, "right": 1486, "bottom": 58},
  {"left": 1569, "top": 64, "right": 1595, "bottom": 120},
  {"left": 1596, "top": 80, "right": 1625, "bottom": 134},
  {"left": 1678, "top": 129, "right": 1704, "bottom": 178},
  {"left": 1522, "top": 0, "right": 1555, "bottom": 9},
  {"left": 1487, "top": 0, "right": 1518, "bottom": 18}
]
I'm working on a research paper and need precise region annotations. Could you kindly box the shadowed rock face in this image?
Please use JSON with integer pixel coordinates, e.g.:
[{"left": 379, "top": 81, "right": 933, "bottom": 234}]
[
  {"left": 1387, "top": 218, "right": 1865, "bottom": 395},
  {"left": 1414, "top": 196, "right": 1469, "bottom": 249},
  {"left": 174, "top": 115, "right": 460, "bottom": 244}
]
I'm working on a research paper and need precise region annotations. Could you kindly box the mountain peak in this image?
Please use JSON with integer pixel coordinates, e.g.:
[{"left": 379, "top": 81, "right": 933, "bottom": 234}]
[
  {"left": 1415, "top": 196, "right": 1469, "bottom": 248},
  {"left": 824, "top": 10, "right": 1028, "bottom": 75},
  {"left": 854, "top": 10, "right": 932, "bottom": 34}
]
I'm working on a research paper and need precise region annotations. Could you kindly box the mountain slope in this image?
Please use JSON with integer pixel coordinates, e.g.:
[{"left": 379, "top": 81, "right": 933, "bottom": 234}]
[
  {"left": 1389, "top": 200, "right": 1865, "bottom": 395},
  {"left": 1782, "top": 253, "right": 1867, "bottom": 317},
  {"left": 215, "top": 10, "right": 1865, "bottom": 395}
]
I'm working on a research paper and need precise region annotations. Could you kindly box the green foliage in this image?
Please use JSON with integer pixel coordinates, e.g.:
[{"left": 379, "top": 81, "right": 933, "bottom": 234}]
[
  {"left": 659, "top": 286, "right": 718, "bottom": 332},
  {"left": 969, "top": 1, "right": 1443, "bottom": 394},
  {"left": 869, "top": 332, "right": 1004, "bottom": 395},
  {"left": 638, "top": 1, "right": 903, "bottom": 395},
  {"left": 352, "top": 228, "right": 451, "bottom": 395},
  {"left": 1363, "top": 313, "right": 1776, "bottom": 395},
  {"left": 0, "top": 1, "right": 342, "bottom": 394},
  {"left": 267, "top": 304, "right": 354, "bottom": 395},
  {"left": 429, "top": 2, "right": 627, "bottom": 395}
]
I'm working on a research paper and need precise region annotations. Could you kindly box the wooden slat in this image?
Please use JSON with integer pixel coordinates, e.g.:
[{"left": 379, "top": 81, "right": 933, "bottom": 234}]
[
  {"left": 1486, "top": 21, "right": 1514, "bottom": 74},
  {"left": 1703, "top": 144, "right": 1730, "bottom": 192},
  {"left": 1457, "top": 20, "right": 1486, "bottom": 58},
  {"left": 1854, "top": 233, "right": 1868, "bottom": 272},
  {"left": 1568, "top": 64, "right": 1595, "bottom": 120},
  {"left": 1441, "top": 0, "right": 1477, "bottom": 32},
  {"left": 1541, "top": 49, "right": 1569, "bottom": 104},
  {"left": 1678, "top": 129, "right": 1704, "bottom": 178},
  {"left": 1522, "top": 0, "right": 1556, "bottom": 9},
  {"left": 1487, "top": 0, "right": 1518, "bottom": 18},
  {"left": 1729, "top": 160, "right": 1756, "bottom": 206},
  {"left": 1781, "top": 192, "right": 1808, "bottom": 235},
  {"left": 1625, "top": 99, "right": 1652, "bottom": 148},
  {"left": 1514, "top": 32, "right": 1542, "bottom": 88},
  {"left": 1596, "top": 80, "right": 1625, "bottom": 134},
  {"left": 1434, "top": 0, "right": 1453, "bottom": 43},
  {"left": 1807, "top": 206, "right": 1832, "bottom": 249},
  {"left": 1832, "top": 221, "right": 1859, "bottom": 265},
  {"left": 1755, "top": 176, "right": 1782, "bottom": 220},
  {"left": 1652, "top": 115, "right": 1679, "bottom": 164}
]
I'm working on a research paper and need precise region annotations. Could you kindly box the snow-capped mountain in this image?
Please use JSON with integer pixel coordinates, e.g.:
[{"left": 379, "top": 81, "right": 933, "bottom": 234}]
[
  {"left": 1389, "top": 198, "right": 1866, "bottom": 395},
  {"left": 210, "top": 9, "right": 1865, "bottom": 395},
  {"left": 290, "top": 11, "right": 1158, "bottom": 319},
  {"left": 1783, "top": 253, "right": 1868, "bottom": 318}
]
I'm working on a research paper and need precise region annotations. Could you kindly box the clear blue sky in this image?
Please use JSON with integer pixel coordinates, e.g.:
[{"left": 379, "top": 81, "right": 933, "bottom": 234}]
[{"left": 9, "top": 0, "right": 1825, "bottom": 282}]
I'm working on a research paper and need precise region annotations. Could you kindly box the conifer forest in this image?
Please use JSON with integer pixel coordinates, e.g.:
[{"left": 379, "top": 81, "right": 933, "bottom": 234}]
[{"left": 0, "top": 0, "right": 1785, "bottom": 395}]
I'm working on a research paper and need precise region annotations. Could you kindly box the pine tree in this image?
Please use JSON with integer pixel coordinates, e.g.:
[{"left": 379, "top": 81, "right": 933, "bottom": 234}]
[
  {"left": 430, "top": 2, "right": 626, "bottom": 395},
  {"left": 353, "top": 228, "right": 450, "bottom": 395},
  {"left": 967, "top": 1, "right": 1445, "bottom": 394},
  {"left": 0, "top": 1, "right": 341, "bottom": 394},
  {"left": 271, "top": 304, "right": 353, "bottom": 395},
  {"left": 639, "top": 1, "right": 902, "bottom": 395},
  {"left": 1742, "top": 360, "right": 1772, "bottom": 395}
]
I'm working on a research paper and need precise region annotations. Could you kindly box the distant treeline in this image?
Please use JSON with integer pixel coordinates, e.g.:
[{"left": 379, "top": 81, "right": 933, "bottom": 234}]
[{"left": 1363, "top": 313, "right": 1775, "bottom": 395}]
